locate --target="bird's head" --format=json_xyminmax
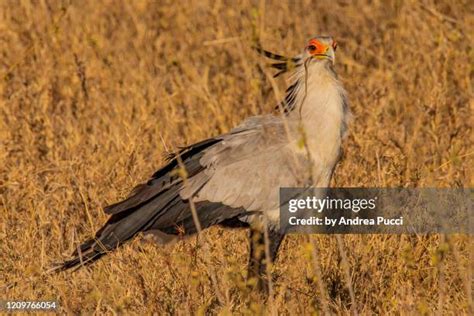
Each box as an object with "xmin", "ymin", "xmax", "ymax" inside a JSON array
[
  {"xmin": 255, "ymin": 35, "xmax": 338, "ymax": 78},
  {"xmin": 304, "ymin": 36, "xmax": 337, "ymax": 64}
]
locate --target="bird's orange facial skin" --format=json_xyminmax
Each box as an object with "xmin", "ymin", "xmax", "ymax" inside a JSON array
[
  {"xmin": 306, "ymin": 38, "xmax": 337, "ymax": 62},
  {"xmin": 306, "ymin": 38, "xmax": 329, "ymax": 56}
]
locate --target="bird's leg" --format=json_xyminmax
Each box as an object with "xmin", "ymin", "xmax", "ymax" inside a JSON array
[
  {"xmin": 248, "ymin": 225, "xmax": 265, "ymax": 290},
  {"xmin": 247, "ymin": 224, "xmax": 285, "ymax": 294}
]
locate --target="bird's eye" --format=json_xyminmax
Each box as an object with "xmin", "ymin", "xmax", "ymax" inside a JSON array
[
  {"xmin": 307, "ymin": 45, "xmax": 316, "ymax": 51},
  {"xmin": 332, "ymin": 42, "xmax": 338, "ymax": 51}
]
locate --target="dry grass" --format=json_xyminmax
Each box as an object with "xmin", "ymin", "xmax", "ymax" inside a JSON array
[{"xmin": 1, "ymin": 0, "xmax": 473, "ymax": 314}]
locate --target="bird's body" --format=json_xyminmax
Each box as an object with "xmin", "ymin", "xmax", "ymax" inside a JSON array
[
  {"xmin": 58, "ymin": 37, "xmax": 350, "ymax": 288},
  {"xmin": 187, "ymin": 60, "xmax": 349, "ymax": 227}
]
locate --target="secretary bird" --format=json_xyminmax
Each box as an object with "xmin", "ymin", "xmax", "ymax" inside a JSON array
[{"xmin": 58, "ymin": 36, "xmax": 350, "ymax": 291}]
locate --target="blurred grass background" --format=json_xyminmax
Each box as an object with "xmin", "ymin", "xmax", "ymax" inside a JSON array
[{"xmin": 0, "ymin": 0, "xmax": 472, "ymax": 314}]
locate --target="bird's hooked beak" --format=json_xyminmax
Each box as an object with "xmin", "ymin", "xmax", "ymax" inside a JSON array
[{"xmin": 306, "ymin": 38, "xmax": 337, "ymax": 64}]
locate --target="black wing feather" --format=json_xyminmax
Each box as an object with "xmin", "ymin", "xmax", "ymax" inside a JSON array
[{"xmin": 57, "ymin": 137, "xmax": 247, "ymax": 271}]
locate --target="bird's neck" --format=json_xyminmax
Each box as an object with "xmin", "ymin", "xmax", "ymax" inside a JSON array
[
  {"xmin": 287, "ymin": 62, "xmax": 349, "ymax": 182},
  {"xmin": 289, "ymin": 62, "xmax": 348, "ymax": 135}
]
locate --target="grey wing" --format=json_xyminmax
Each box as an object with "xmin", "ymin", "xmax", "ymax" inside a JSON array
[
  {"xmin": 58, "ymin": 115, "xmax": 305, "ymax": 270},
  {"xmin": 181, "ymin": 115, "xmax": 307, "ymax": 224}
]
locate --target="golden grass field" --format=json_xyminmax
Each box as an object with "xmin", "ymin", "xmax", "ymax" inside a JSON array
[{"xmin": 1, "ymin": 0, "xmax": 473, "ymax": 314}]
